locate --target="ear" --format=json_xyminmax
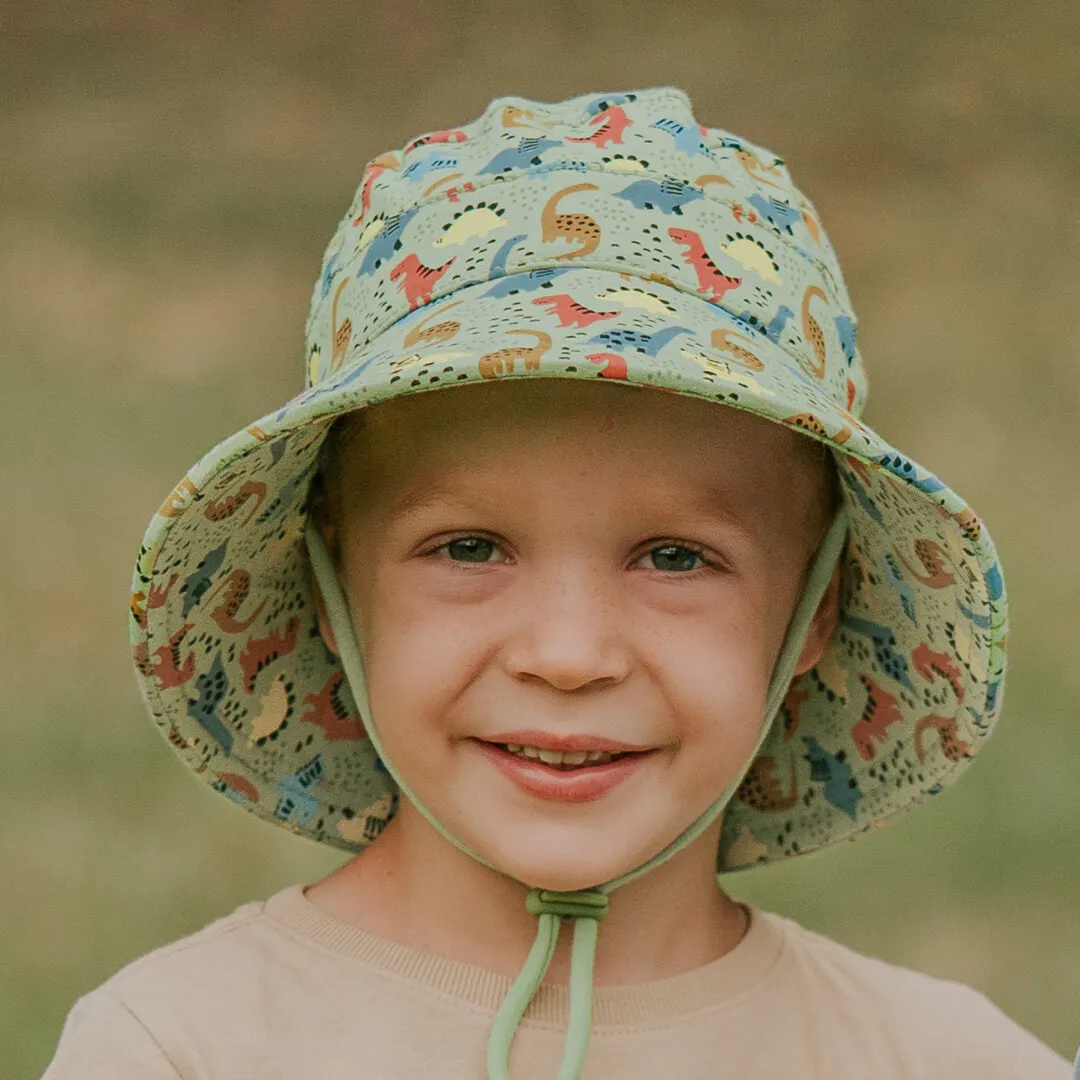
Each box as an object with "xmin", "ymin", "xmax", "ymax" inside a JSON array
[{"xmin": 792, "ymin": 561, "xmax": 841, "ymax": 677}]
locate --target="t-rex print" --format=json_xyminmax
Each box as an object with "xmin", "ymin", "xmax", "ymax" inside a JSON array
[
  {"xmin": 532, "ymin": 294, "xmax": 619, "ymax": 328},
  {"xmin": 388, "ymin": 253, "xmax": 455, "ymax": 311},
  {"xmin": 301, "ymin": 671, "xmax": 366, "ymax": 741},
  {"xmin": 567, "ymin": 105, "xmax": 631, "ymax": 148},
  {"xmin": 850, "ymin": 674, "xmax": 904, "ymax": 761},
  {"xmin": 239, "ymin": 616, "xmax": 301, "ymax": 694},
  {"xmin": 667, "ymin": 228, "xmax": 742, "ymax": 302}
]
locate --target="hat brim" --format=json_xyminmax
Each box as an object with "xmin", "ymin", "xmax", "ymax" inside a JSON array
[{"xmin": 132, "ymin": 268, "xmax": 1005, "ymax": 866}]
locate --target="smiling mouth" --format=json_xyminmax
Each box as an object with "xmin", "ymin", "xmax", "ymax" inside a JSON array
[{"xmin": 497, "ymin": 743, "xmax": 629, "ymax": 769}]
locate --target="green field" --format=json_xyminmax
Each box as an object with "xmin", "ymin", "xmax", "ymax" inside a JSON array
[{"xmin": 4, "ymin": 3, "xmax": 1079, "ymax": 1073}]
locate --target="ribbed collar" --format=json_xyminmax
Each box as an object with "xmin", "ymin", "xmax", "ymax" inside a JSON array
[{"xmin": 264, "ymin": 885, "xmax": 785, "ymax": 1030}]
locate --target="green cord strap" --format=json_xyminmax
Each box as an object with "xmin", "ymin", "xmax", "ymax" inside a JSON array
[{"xmin": 488, "ymin": 891, "xmax": 608, "ymax": 1080}]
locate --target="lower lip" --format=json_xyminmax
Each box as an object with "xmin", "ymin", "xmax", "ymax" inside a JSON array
[{"xmin": 474, "ymin": 741, "xmax": 654, "ymax": 803}]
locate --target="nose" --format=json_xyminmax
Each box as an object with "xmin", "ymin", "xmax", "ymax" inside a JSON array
[{"xmin": 499, "ymin": 562, "xmax": 633, "ymax": 692}]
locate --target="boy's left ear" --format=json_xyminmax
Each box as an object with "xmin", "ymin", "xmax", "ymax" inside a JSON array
[{"xmin": 793, "ymin": 562, "xmax": 841, "ymax": 677}]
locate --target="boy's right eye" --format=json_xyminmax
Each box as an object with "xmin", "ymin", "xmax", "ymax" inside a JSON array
[{"xmin": 441, "ymin": 537, "xmax": 497, "ymax": 563}]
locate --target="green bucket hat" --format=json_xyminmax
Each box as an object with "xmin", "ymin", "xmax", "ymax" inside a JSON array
[{"xmin": 131, "ymin": 87, "xmax": 1007, "ymax": 1079}]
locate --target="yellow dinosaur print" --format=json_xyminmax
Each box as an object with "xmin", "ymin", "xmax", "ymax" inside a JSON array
[
  {"xmin": 680, "ymin": 347, "xmax": 775, "ymax": 396},
  {"xmin": 478, "ymin": 330, "xmax": 552, "ymax": 378},
  {"xmin": 593, "ymin": 286, "xmax": 676, "ymax": 316},
  {"xmin": 598, "ymin": 153, "xmax": 648, "ymax": 173},
  {"xmin": 353, "ymin": 214, "xmax": 387, "ymax": 256},
  {"xmin": 248, "ymin": 673, "xmax": 290, "ymax": 746},
  {"xmin": 390, "ymin": 350, "xmax": 471, "ymax": 375},
  {"xmin": 433, "ymin": 203, "xmax": 505, "ymax": 247},
  {"xmin": 158, "ymin": 477, "xmax": 198, "ymax": 518},
  {"xmin": 726, "ymin": 825, "xmax": 769, "ymax": 867},
  {"xmin": 719, "ymin": 235, "xmax": 782, "ymax": 283},
  {"xmin": 337, "ymin": 791, "xmax": 396, "ymax": 845},
  {"xmin": 540, "ymin": 184, "xmax": 602, "ymax": 260}
]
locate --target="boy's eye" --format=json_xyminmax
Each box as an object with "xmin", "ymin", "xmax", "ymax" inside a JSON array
[
  {"xmin": 443, "ymin": 537, "xmax": 498, "ymax": 563},
  {"xmin": 645, "ymin": 545, "xmax": 708, "ymax": 573}
]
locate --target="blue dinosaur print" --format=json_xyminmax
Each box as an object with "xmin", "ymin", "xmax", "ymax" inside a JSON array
[
  {"xmin": 883, "ymin": 552, "xmax": 918, "ymax": 623},
  {"xmin": 402, "ymin": 153, "xmax": 459, "ymax": 182},
  {"xmin": 804, "ymin": 737, "xmax": 861, "ymax": 821},
  {"xmin": 747, "ymin": 194, "xmax": 801, "ymax": 234},
  {"xmin": 358, "ymin": 207, "xmax": 421, "ymax": 276},
  {"xmin": 489, "ymin": 233, "xmax": 527, "ymax": 278},
  {"xmin": 318, "ymin": 234, "xmax": 346, "ymax": 299},
  {"xmin": 274, "ymin": 754, "xmax": 324, "ymax": 825},
  {"xmin": 835, "ymin": 315, "xmax": 857, "ymax": 364},
  {"xmin": 838, "ymin": 468, "xmax": 884, "ymax": 526},
  {"xmin": 956, "ymin": 600, "xmax": 992, "ymax": 631},
  {"xmin": 585, "ymin": 93, "xmax": 637, "ymax": 115},
  {"xmin": 734, "ymin": 305, "xmax": 793, "ymax": 343},
  {"xmin": 840, "ymin": 612, "xmax": 917, "ymax": 693},
  {"xmin": 649, "ymin": 117, "xmax": 708, "ymax": 157},
  {"xmin": 526, "ymin": 160, "xmax": 590, "ymax": 177},
  {"xmin": 181, "ymin": 540, "xmax": 229, "ymax": 617},
  {"xmin": 586, "ymin": 325, "xmax": 693, "ymax": 356},
  {"xmin": 187, "ymin": 653, "xmax": 233, "ymax": 754},
  {"xmin": 877, "ymin": 453, "xmax": 946, "ymax": 495},
  {"xmin": 478, "ymin": 137, "xmax": 561, "ymax": 174},
  {"xmin": 984, "ymin": 561, "xmax": 1004, "ymax": 602},
  {"xmin": 484, "ymin": 268, "xmax": 569, "ymax": 298},
  {"xmin": 615, "ymin": 179, "xmax": 704, "ymax": 215},
  {"xmin": 255, "ymin": 466, "xmax": 312, "ymax": 525}
]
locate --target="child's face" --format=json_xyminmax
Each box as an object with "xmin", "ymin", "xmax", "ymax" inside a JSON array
[{"xmin": 318, "ymin": 380, "xmax": 837, "ymax": 891}]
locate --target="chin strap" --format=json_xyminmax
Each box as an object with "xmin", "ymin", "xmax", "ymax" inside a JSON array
[{"xmin": 306, "ymin": 507, "xmax": 848, "ymax": 1080}]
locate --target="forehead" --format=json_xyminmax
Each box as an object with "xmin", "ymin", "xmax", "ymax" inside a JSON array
[{"xmin": 328, "ymin": 380, "xmax": 825, "ymax": 525}]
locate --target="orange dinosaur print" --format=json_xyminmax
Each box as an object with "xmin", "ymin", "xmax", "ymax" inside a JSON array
[
  {"xmin": 422, "ymin": 172, "xmax": 465, "ymax": 198},
  {"xmin": 851, "ymin": 674, "xmax": 904, "ymax": 761},
  {"xmin": 540, "ymin": 184, "xmax": 602, "ymax": 260},
  {"xmin": 403, "ymin": 128, "xmax": 467, "ymax": 155},
  {"xmin": 567, "ymin": 105, "xmax": 631, "ymax": 148},
  {"xmin": 667, "ymin": 228, "xmax": 742, "ymax": 302},
  {"xmin": 402, "ymin": 301, "xmax": 462, "ymax": 348},
  {"xmin": 203, "ymin": 480, "xmax": 267, "ymax": 526},
  {"xmin": 532, "ymin": 294, "xmax": 619, "ymax": 328},
  {"xmin": 912, "ymin": 642, "xmax": 965, "ymax": 702},
  {"xmin": 586, "ymin": 352, "xmax": 628, "ymax": 379},
  {"xmin": 709, "ymin": 328, "xmax": 765, "ymax": 371},
  {"xmin": 158, "ymin": 476, "xmax": 197, "ymax": 518},
  {"xmin": 240, "ymin": 616, "xmax": 300, "ymax": 694},
  {"xmin": 914, "ymin": 713, "xmax": 971, "ymax": 763},
  {"xmin": 736, "ymin": 756, "xmax": 798, "ymax": 812},
  {"xmin": 800, "ymin": 285, "xmax": 828, "ymax": 379},
  {"xmin": 478, "ymin": 329, "xmax": 552, "ymax": 378},
  {"xmin": 388, "ymin": 253, "xmax": 455, "ymax": 311},
  {"xmin": 780, "ymin": 686, "xmax": 810, "ymax": 740},
  {"xmin": 735, "ymin": 147, "xmax": 785, "ymax": 188},
  {"xmin": 893, "ymin": 539, "xmax": 955, "ymax": 589},
  {"xmin": 330, "ymin": 278, "xmax": 353, "ymax": 371},
  {"xmin": 693, "ymin": 172, "xmax": 733, "ymax": 189},
  {"xmin": 301, "ymin": 671, "xmax": 366, "ymax": 741},
  {"xmin": 204, "ymin": 569, "xmax": 268, "ymax": 634}
]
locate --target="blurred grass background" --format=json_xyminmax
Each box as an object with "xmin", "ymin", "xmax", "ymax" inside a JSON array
[{"xmin": 3, "ymin": 0, "xmax": 1079, "ymax": 1073}]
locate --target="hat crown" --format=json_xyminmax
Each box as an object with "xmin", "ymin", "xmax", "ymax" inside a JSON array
[{"xmin": 305, "ymin": 87, "xmax": 868, "ymax": 416}]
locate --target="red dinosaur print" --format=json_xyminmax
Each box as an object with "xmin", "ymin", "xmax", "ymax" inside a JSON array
[
  {"xmin": 586, "ymin": 352, "xmax": 628, "ymax": 379},
  {"xmin": 567, "ymin": 105, "xmax": 631, "ymax": 148},
  {"xmin": 203, "ymin": 481, "xmax": 267, "ymax": 526},
  {"xmin": 137, "ymin": 622, "xmax": 196, "ymax": 690},
  {"xmin": 205, "ymin": 569, "xmax": 268, "ymax": 634},
  {"xmin": 131, "ymin": 572, "xmax": 180, "ymax": 630},
  {"xmin": 730, "ymin": 203, "xmax": 760, "ymax": 226},
  {"xmin": 780, "ymin": 686, "xmax": 810, "ymax": 741},
  {"xmin": 914, "ymin": 713, "xmax": 971, "ymax": 763},
  {"xmin": 214, "ymin": 772, "xmax": 260, "ymax": 802},
  {"xmin": 736, "ymin": 755, "xmax": 798, "ymax": 812},
  {"xmin": 351, "ymin": 152, "xmax": 400, "ymax": 224},
  {"xmin": 531, "ymin": 294, "xmax": 619, "ymax": 328},
  {"xmin": 300, "ymin": 671, "xmax": 366, "ymax": 742},
  {"xmin": 912, "ymin": 642, "xmax": 965, "ymax": 702},
  {"xmin": 388, "ymin": 253, "xmax": 456, "ymax": 311},
  {"xmin": 667, "ymin": 228, "xmax": 742, "ymax": 302},
  {"xmin": 850, "ymin": 674, "xmax": 904, "ymax": 761},
  {"xmin": 403, "ymin": 128, "xmax": 468, "ymax": 155},
  {"xmin": 240, "ymin": 616, "xmax": 300, "ymax": 693}
]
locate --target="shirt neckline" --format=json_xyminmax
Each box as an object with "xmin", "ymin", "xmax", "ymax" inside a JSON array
[{"xmin": 263, "ymin": 884, "xmax": 786, "ymax": 1029}]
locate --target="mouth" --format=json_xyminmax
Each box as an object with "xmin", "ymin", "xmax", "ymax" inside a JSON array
[{"xmin": 496, "ymin": 743, "xmax": 631, "ymax": 769}]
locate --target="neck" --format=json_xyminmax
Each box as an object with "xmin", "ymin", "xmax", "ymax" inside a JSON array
[{"xmin": 307, "ymin": 802, "xmax": 747, "ymax": 985}]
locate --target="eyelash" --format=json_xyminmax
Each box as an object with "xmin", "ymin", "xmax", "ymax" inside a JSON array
[{"xmin": 426, "ymin": 534, "xmax": 722, "ymax": 576}]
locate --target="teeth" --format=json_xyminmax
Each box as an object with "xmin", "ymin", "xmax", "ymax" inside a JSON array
[{"xmin": 501, "ymin": 744, "xmax": 620, "ymax": 767}]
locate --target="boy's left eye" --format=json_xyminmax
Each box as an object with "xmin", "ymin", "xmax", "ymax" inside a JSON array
[{"xmin": 442, "ymin": 537, "xmax": 500, "ymax": 563}]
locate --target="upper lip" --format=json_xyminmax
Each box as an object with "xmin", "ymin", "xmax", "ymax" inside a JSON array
[{"xmin": 479, "ymin": 731, "xmax": 655, "ymax": 754}]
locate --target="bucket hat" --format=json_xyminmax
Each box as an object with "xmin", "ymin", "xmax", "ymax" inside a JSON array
[{"xmin": 131, "ymin": 87, "xmax": 1007, "ymax": 1077}]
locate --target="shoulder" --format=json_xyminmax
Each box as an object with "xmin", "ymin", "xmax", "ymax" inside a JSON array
[{"xmin": 759, "ymin": 911, "xmax": 1071, "ymax": 1078}]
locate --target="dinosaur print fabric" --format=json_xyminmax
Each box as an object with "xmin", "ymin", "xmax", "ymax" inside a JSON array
[{"xmin": 131, "ymin": 87, "xmax": 1007, "ymax": 870}]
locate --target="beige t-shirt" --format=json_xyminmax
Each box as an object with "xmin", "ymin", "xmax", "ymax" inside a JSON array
[{"xmin": 44, "ymin": 886, "xmax": 1070, "ymax": 1079}]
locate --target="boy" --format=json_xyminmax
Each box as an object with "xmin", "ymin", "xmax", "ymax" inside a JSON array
[{"xmin": 45, "ymin": 87, "xmax": 1071, "ymax": 1078}]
